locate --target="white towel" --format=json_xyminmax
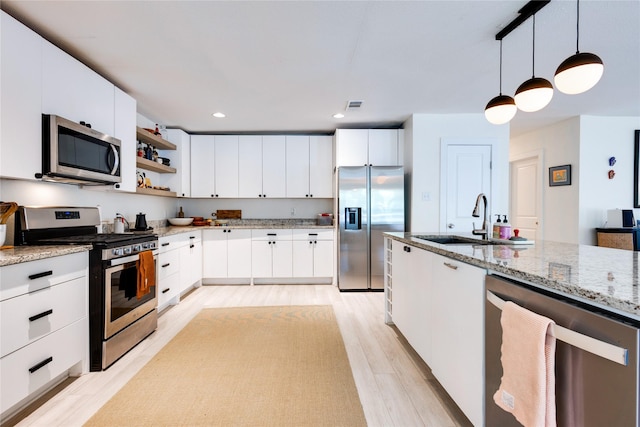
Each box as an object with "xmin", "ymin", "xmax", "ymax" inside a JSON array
[{"xmin": 494, "ymin": 301, "xmax": 557, "ymax": 427}]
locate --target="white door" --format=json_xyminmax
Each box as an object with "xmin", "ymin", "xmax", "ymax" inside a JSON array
[
  {"xmin": 292, "ymin": 240, "xmax": 314, "ymax": 277},
  {"xmin": 510, "ymin": 154, "xmax": 542, "ymax": 240},
  {"xmin": 285, "ymin": 136, "xmax": 310, "ymax": 198},
  {"xmin": 190, "ymin": 136, "xmax": 216, "ymax": 198},
  {"xmin": 262, "ymin": 136, "xmax": 286, "ymax": 198},
  {"xmin": 444, "ymin": 145, "xmax": 492, "ymax": 232},
  {"xmin": 202, "ymin": 230, "xmax": 228, "ymax": 278},
  {"xmin": 214, "ymin": 135, "xmax": 239, "ymax": 198},
  {"xmin": 227, "ymin": 229, "xmax": 252, "ymax": 278},
  {"xmin": 309, "ymin": 135, "xmax": 334, "ymax": 198},
  {"xmin": 238, "ymin": 136, "xmax": 263, "ymax": 198},
  {"xmin": 368, "ymin": 129, "xmax": 398, "ymax": 166},
  {"xmin": 313, "ymin": 240, "xmax": 334, "ymax": 277}
]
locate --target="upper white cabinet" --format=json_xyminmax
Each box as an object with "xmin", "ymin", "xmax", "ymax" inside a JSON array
[
  {"xmin": 0, "ymin": 11, "xmax": 42, "ymax": 180},
  {"xmin": 214, "ymin": 135, "xmax": 239, "ymax": 198},
  {"xmin": 113, "ymin": 88, "xmax": 137, "ymax": 192},
  {"xmin": 238, "ymin": 135, "xmax": 287, "ymax": 198},
  {"xmin": 261, "ymin": 136, "xmax": 287, "ymax": 198},
  {"xmin": 190, "ymin": 135, "xmax": 216, "ymax": 197},
  {"xmin": 336, "ymin": 129, "xmax": 400, "ymax": 166},
  {"xmin": 238, "ymin": 135, "xmax": 263, "ymax": 198},
  {"xmin": 42, "ymin": 40, "xmax": 115, "ymax": 136},
  {"xmin": 286, "ymin": 135, "xmax": 333, "ymax": 198},
  {"xmin": 162, "ymin": 129, "xmax": 191, "ymax": 197}
]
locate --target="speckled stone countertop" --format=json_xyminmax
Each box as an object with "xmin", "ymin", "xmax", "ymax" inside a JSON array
[
  {"xmin": 385, "ymin": 232, "xmax": 640, "ymax": 322},
  {"xmin": 155, "ymin": 219, "xmax": 335, "ymax": 238},
  {"xmin": 0, "ymin": 245, "xmax": 91, "ymax": 267}
]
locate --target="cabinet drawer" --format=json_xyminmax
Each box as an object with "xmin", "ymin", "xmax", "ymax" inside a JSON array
[
  {"xmin": 158, "ymin": 273, "xmax": 181, "ymax": 307},
  {"xmin": 251, "ymin": 229, "xmax": 292, "ymax": 241},
  {"xmin": 0, "ymin": 319, "xmax": 86, "ymax": 414},
  {"xmin": 0, "ymin": 252, "xmax": 87, "ymax": 301},
  {"xmin": 1, "ymin": 276, "xmax": 87, "ymax": 358},
  {"xmin": 158, "ymin": 250, "xmax": 180, "ymax": 280},
  {"xmin": 158, "ymin": 234, "xmax": 189, "ymax": 253},
  {"xmin": 291, "ymin": 229, "xmax": 334, "ymax": 241}
]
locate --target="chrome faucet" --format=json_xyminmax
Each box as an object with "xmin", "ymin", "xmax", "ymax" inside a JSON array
[{"xmin": 472, "ymin": 193, "xmax": 489, "ymax": 240}]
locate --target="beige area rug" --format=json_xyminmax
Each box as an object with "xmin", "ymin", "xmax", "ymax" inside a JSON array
[{"xmin": 85, "ymin": 305, "xmax": 367, "ymax": 427}]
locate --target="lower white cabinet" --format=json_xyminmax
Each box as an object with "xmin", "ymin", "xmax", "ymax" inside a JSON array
[
  {"xmin": 292, "ymin": 229, "xmax": 334, "ymax": 278},
  {"xmin": 0, "ymin": 252, "xmax": 88, "ymax": 418},
  {"xmin": 180, "ymin": 231, "xmax": 202, "ymax": 289},
  {"xmin": 202, "ymin": 229, "xmax": 252, "ymax": 281},
  {"xmin": 157, "ymin": 232, "xmax": 202, "ymax": 310},
  {"xmin": 388, "ymin": 242, "xmax": 485, "ymax": 427},
  {"xmin": 251, "ymin": 229, "xmax": 293, "ymax": 278}
]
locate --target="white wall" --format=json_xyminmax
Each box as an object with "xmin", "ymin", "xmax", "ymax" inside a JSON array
[
  {"xmin": 579, "ymin": 116, "xmax": 640, "ymax": 244},
  {"xmin": 511, "ymin": 115, "xmax": 640, "ymax": 245},
  {"xmin": 406, "ymin": 114, "xmax": 510, "ymax": 232}
]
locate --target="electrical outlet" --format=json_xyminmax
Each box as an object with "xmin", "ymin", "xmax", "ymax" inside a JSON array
[{"xmin": 291, "ymin": 208, "xmax": 296, "ymax": 216}]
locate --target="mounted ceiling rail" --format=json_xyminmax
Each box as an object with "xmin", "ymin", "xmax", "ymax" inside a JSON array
[{"xmin": 495, "ymin": 0, "xmax": 551, "ymax": 41}]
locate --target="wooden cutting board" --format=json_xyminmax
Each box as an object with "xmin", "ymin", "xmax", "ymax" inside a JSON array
[{"xmin": 216, "ymin": 210, "xmax": 242, "ymax": 219}]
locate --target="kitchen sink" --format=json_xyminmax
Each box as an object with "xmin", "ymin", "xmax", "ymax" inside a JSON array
[{"xmin": 413, "ymin": 235, "xmax": 494, "ymax": 245}]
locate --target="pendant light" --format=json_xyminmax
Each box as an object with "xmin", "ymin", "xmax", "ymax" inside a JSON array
[
  {"xmin": 514, "ymin": 14, "xmax": 553, "ymax": 112},
  {"xmin": 554, "ymin": 0, "xmax": 604, "ymax": 94},
  {"xmin": 485, "ymin": 40, "xmax": 517, "ymax": 125}
]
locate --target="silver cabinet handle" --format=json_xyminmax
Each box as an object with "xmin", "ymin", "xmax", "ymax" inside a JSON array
[{"xmin": 444, "ymin": 262, "xmax": 458, "ymax": 270}]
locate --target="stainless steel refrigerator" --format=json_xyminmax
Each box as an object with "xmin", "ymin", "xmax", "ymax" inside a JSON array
[{"xmin": 338, "ymin": 166, "xmax": 404, "ymax": 290}]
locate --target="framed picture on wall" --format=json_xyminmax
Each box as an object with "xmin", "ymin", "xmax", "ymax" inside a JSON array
[
  {"xmin": 549, "ymin": 164, "xmax": 572, "ymax": 187},
  {"xmin": 634, "ymin": 130, "xmax": 640, "ymax": 207}
]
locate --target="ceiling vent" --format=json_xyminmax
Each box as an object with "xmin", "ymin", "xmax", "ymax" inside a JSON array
[{"xmin": 346, "ymin": 100, "xmax": 363, "ymax": 111}]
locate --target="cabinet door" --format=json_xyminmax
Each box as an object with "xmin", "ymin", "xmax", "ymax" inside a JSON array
[
  {"xmin": 262, "ymin": 136, "xmax": 286, "ymax": 198},
  {"xmin": 164, "ymin": 129, "xmax": 191, "ymax": 197},
  {"xmin": 42, "ymin": 40, "xmax": 115, "ymax": 135},
  {"xmin": 286, "ymin": 136, "xmax": 310, "ymax": 198},
  {"xmin": 251, "ymin": 240, "xmax": 272, "ymax": 278},
  {"xmin": 226, "ymin": 229, "xmax": 252, "ymax": 278},
  {"xmin": 202, "ymin": 230, "xmax": 228, "ymax": 278},
  {"xmin": 313, "ymin": 239, "xmax": 334, "ymax": 277},
  {"xmin": 335, "ymin": 129, "xmax": 368, "ymax": 166},
  {"xmin": 214, "ymin": 135, "xmax": 239, "ymax": 198},
  {"xmin": 292, "ymin": 240, "xmax": 314, "ymax": 277},
  {"xmin": 113, "ymin": 88, "xmax": 137, "ymax": 192},
  {"xmin": 238, "ymin": 136, "xmax": 263, "ymax": 198},
  {"xmin": 368, "ymin": 129, "xmax": 398, "ymax": 166},
  {"xmin": 431, "ymin": 254, "xmax": 485, "ymax": 427},
  {"xmin": 309, "ymin": 136, "xmax": 333, "ymax": 198},
  {"xmin": 190, "ymin": 135, "xmax": 216, "ymax": 198},
  {"xmin": 391, "ymin": 241, "xmax": 411, "ymax": 338},
  {"xmin": 1, "ymin": 12, "xmax": 42, "ymax": 181},
  {"xmin": 272, "ymin": 240, "xmax": 292, "ymax": 278}
]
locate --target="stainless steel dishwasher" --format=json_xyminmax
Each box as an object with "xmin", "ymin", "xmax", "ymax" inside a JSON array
[{"xmin": 485, "ymin": 274, "xmax": 639, "ymax": 426}]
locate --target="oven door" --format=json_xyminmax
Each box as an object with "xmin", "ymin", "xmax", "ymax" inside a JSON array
[{"xmin": 104, "ymin": 251, "xmax": 157, "ymax": 339}]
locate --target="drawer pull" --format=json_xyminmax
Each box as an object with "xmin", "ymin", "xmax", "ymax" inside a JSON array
[
  {"xmin": 267, "ymin": 233, "xmax": 277, "ymax": 236},
  {"xmin": 190, "ymin": 244, "xmax": 195, "ymax": 249},
  {"xmin": 189, "ymin": 236, "xmax": 196, "ymax": 239},
  {"xmin": 28, "ymin": 270, "xmax": 53, "ymax": 280},
  {"xmin": 309, "ymin": 233, "xmax": 318, "ymax": 236},
  {"xmin": 29, "ymin": 356, "xmax": 53, "ymax": 374},
  {"xmin": 444, "ymin": 262, "xmax": 458, "ymax": 270},
  {"xmin": 162, "ymin": 288, "xmax": 170, "ymax": 294},
  {"xmin": 161, "ymin": 242, "xmax": 170, "ymax": 247},
  {"xmin": 162, "ymin": 263, "xmax": 170, "ymax": 268},
  {"xmin": 29, "ymin": 309, "xmax": 53, "ymax": 322}
]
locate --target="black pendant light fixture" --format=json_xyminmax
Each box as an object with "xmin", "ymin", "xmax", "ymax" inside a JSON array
[
  {"xmin": 514, "ymin": 14, "xmax": 554, "ymax": 112},
  {"xmin": 554, "ymin": 0, "xmax": 604, "ymax": 94},
  {"xmin": 485, "ymin": 40, "xmax": 517, "ymax": 125}
]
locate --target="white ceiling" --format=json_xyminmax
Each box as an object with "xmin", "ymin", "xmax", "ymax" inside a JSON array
[{"xmin": 2, "ymin": 0, "xmax": 639, "ymax": 137}]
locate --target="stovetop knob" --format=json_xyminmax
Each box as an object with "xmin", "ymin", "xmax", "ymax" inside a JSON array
[{"xmin": 112, "ymin": 248, "xmax": 123, "ymax": 256}]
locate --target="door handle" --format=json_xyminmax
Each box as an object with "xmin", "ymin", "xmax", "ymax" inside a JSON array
[
  {"xmin": 444, "ymin": 262, "xmax": 458, "ymax": 270},
  {"xmin": 447, "ymin": 223, "xmax": 455, "ymax": 229}
]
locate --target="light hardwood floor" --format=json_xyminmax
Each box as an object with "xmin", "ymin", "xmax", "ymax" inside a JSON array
[{"xmin": 5, "ymin": 285, "xmax": 472, "ymax": 427}]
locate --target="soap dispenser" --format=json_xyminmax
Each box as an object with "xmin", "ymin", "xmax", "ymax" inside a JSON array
[
  {"xmin": 499, "ymin": 215, "xmax": 512, "ymax": 240},
  {"xmin": 492, "ymin": 214, "xmax": 502, "ymax": 239}
]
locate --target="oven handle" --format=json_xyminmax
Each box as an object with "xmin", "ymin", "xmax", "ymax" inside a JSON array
[{"xmin": 107, "ymin": 250, "xmax": 158, "ymax": 267}]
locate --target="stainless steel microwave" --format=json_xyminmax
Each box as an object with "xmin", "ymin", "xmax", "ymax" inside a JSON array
[{"xmin": 41, "ymin": 114, "xmax": 121, "ymax": 185}]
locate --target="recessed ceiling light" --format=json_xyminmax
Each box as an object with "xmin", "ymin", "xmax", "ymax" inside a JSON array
[
  {"xmin": 212, "ymin": 112, "xmax": 226, "ymax": 118},
  {"xmin": 333, "ymin": 113, "xmax": 345, "ymax": 119}
]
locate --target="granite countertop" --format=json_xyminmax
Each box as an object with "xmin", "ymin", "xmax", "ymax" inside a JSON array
[
  {"xmin": 0, "ymin": 245, "xmax": 92, "ymax": 267},
  {"xmin": 155, "ymin": 219, "xmax": 335, "ymax": 238},
  {"xmin": 385, "ymin": 232, "xmax": 640, "ymax": 322}
]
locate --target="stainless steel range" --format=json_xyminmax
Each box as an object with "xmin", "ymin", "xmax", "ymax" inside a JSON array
[{"xmin": 15, "ymin": 206, "xmax": 158, "ymax": 371}]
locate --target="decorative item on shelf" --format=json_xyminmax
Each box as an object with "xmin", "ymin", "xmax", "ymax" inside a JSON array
[
  {"xmin": 609, "ymin": 157, "xmax": 616, "ymax": 167},
  {"xmin": 152, "ymin": 148, "xmax": 159, "ymax": 162},
  {"xmin": 137, "ymin": 171, "xmax": 145, "ymax": 188},
  {"xmin": 609, "ymin": 170, "xmax": 616, "ymax": 179},
  {"xmin": 154, "ymin": 124, "xmax": 160, "ymax": 135},
  {"xmin": 137, "ymin": 141, "xmax": 144, "ymax": 157},
  {"xmin": 549, "ymin": 164, "xmax": 572, "ymax": 187}
]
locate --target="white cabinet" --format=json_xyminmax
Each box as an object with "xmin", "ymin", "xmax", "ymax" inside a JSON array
[
  {"xmin": 157, "ymin": 232, "xmax": 202, "ymax": 310},
  {"xmin": 286, "ymin": 135, "xmax": 333, "ymax": 198},
  {"xmin": 0, "ymin": 252, "xmax": 88, "ymax": 417},
  {"xmin": 292, "ymin": 229, "xmax": 334, "ymax": 278},
  {"xmin": 251, "ymin": 229, "xmax": 293, "ymax": 278},
  {"xmin": 430, "ymin": 253, "xmax": 485, "ymax": 427},
  {"xmin": 202, "ymin": 229, "xmax": 252, "ymax": 280},
  {"xmin": 214, "ymin": 135, "xmax": 239, "ymax": 198},
  {"xmin": 238, "ymin": 135, "xmax": 287, "ymax": 198},
  {"xmin": 335, "ymin": 129, "xmax": 399, "ymax": 166},
  {"xmin": 190, "ymin": 135, "xmax": 216, "ymax": 198},
  {"xmin": 113, "ymin": 88, "xmax": 137, "ymax": 192},
  {"xmin": 42, "ymin": 40, "xmax": 115, "ymax": 136},
  {"xmin": 0, "ymin": 11, "xmax": 43, "ymax": 180},
  {"xmin": 179, "ymin": 231, "xmax": 202, "ymax": 290},
  {"xmin": 163, "ymin": 129, "xmax": 191, "ymax": 197}
]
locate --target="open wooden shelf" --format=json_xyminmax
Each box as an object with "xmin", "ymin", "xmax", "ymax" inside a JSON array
[
  {"xmin": 136, "ymin": 157, "xmax": 176, "ymax": 173},
  {"xmin": 136, "ymin": 187, "xmax": 177, "ymax": 198},
  {"xmin": 136, "ymin": 127, "xmax": 177, "ymax": 150}
]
